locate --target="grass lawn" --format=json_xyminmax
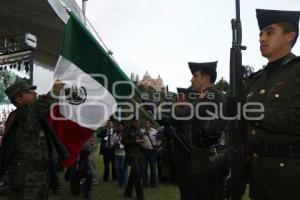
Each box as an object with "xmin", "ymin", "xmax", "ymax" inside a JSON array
[{"xmin": 0, "ymin": 146, "xmax": 251, "ymax": 200}]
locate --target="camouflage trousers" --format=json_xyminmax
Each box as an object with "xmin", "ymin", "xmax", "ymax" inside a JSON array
[{"xmin": 7, "ymin": 163, "xmax": 48, "ymax": 200}]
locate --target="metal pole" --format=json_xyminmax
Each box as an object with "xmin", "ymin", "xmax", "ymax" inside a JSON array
[
  {"xmin": 82, "ymin": 0, "xmax": 88, "ymax": 24},
  {"xmin": 29, "ymin": 52, "xmax": 34, "ymax": 84}
]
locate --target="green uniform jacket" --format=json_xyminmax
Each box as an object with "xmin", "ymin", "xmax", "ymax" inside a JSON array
[
  {"xmin": 246, "ymin": 54, "xmax": 300, "ymax": 200},
  {"xmin": 174, "ymin": 87, "xmax": 227, "ymax": 200}
]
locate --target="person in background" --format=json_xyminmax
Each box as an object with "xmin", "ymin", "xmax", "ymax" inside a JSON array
[
  {"xmin": 140, "ymin": 119, "xmax": 158, "ymax": 188},
  {"xmin": 85, "ymin": 132, "xmax": 98, "ymax": 184},
  {"xmin": 112, "ymin": 121, "xmax": 128, "ymax": 188},
  {"xmin": 123, "ymin": 118, "xmax": 145, "ymax": 200},
  {"xmin": 97, "ymin": 119, "xmax": 116, "ymax": 182}
]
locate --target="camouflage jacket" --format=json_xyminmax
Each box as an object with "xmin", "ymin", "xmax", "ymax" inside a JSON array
[{"xmin": 0, "ymin": 93, "xmax": 68, "ymax": 177}]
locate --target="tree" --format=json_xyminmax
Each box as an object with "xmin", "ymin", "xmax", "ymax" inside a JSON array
[
  {"xmin": 215, "ymin": 77, "xmax": 230, "ymax": 95},
  {"xmin": 0, "ymin": 70, "xmax": 18, "ymax": 103}
]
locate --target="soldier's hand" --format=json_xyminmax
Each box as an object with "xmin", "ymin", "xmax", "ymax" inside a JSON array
[{"xmin": 52, "ymin": 80, "xmax": 65, "ymax": 94}]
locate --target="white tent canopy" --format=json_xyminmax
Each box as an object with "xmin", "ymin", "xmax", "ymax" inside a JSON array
[{"xmin": 0, "ymin": 0, "xmax": 84, "ymax": 69}]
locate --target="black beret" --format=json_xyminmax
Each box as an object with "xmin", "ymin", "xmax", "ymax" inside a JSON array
[
  {"xmin": 188, "ymin": 61, "xmax": 217, "ymax": 75},
  {"xmin": 256, "ymin": 9, "xmax": 300, "ymax": 31}
]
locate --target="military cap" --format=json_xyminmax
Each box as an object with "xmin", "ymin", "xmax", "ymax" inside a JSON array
[
  {"xmin": 188, "ymin": 61, "xmax": 218, "ymax": 75},
  {"xmin": 5, "ymin": 79, "xmax": 37, "ymax": 102},
  {"xmin": 256, "ymin": 9, "xmax": 300, "ymax": 31}
]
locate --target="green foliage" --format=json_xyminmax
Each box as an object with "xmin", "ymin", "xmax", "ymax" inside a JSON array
[
  {"xmin": 215, "ymin": 77, "xmax": 230, "ymax": 95},
  {"xmin": 0, "ymin": 70, "xmax": 18, "ymax": 104}
]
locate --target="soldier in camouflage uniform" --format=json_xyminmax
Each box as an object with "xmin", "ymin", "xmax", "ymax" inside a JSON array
[
  {"xmin": 0, "ymin": 79, "xmax": 65, "ymax": 200},
  {"xmin": 187, "ymin": 62, "xmax": 227, "ymax": 200},
  {"xmin": 246, "ymin": 9, "xmax": 300, "ymax": 200}
]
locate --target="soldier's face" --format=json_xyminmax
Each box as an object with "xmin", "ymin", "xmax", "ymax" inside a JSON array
[
  {"xmin": 259, "ymin": 24, "xmax": 295, "ymax": 61},
  {"xmin": 15, "ymin": 89, "xmax": 37, "ymax": 106},
  {"xmin": 191, "ymin": 71, "xmax": 205, "ymax": 92}
]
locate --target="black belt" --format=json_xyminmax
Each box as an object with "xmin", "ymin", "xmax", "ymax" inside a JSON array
[
  {"xmin": 255, "ymin": 143, "xmax": 300, "ymax": 159},
  {"xmin": 143, "ymin": 149, "xmax": 154, "ymax": 151}
]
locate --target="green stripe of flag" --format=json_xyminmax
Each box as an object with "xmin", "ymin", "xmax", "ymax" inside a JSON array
[{"xmin": 61, "ymin": 12, "xmax": 133, "ymax": 98}]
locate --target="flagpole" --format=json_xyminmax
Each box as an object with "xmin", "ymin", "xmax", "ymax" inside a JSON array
[{"xmin": 82, "ymin": 0, "xmax": 88, "ymax": 25}]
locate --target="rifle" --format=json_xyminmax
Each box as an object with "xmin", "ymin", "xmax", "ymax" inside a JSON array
[
  {"xmin": 163, "ymin": 120, "xmax": 191, "ymax": 155},
  {"xmin": 227, "ymin": 0, "xmax": 248, "ymax": 199},
  {"xmin": 209, "ymin": 0, "xmax": 248, "ymax": 198},
  {"xmin": 163, "ymin": 86, "xmax": 191, "ymax": 155}
]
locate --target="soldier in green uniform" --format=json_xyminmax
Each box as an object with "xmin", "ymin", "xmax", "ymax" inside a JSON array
[
  {"xmin": 0, "ymin": 79, "xmax": 66, "ymax": 200},
  {"xmin": 246, "ymin": 9, "xmax": 300, "ymax": 200},
  {"xmin": 123, "ymin": 118, "xmax": 145, "ymax": 200},
  {"xmin": 187, "ymin": 61, "xmax": 227, "ymax": 200},
  {"xmin": 171, "ymin": 87, "xmax": 197, "ymax": 200}
]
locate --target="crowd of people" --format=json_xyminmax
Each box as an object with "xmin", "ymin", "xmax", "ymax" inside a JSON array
[
  {"xmin": 78, "ymin": 118, "xmax": 173, "ymax": 200},
  {"xmin": 41, "ymin": 117, "xmax": 176, "ymax": 200}
]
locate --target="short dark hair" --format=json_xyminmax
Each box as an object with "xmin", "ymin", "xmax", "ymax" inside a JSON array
[
  {"xmin": 199, "ymin": 69, "xmax": 217, "ymax": 83},
  {"xmin": 117, "ymin": 121, "xmax": 125, "ymax": 127},
  {"xmin": 278, "ymin": 22, "xmax": 298, "ymax": 47}
]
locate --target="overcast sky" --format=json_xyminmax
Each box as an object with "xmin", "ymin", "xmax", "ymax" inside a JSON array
[{"xmin": 39, "ymin": 0, "xmax": 300, "ymax": 93}]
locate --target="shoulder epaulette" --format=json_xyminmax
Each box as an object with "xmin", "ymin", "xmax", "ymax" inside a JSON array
[
  {"xmin": 280, "ymin": 54, "xmax": 300, "ymax": 68},
  {"xmin": 247, "ymin": 69, "xmax": 264, "ymax": 80},
  {"xmin": 284, "ymin": 56, "xmax": 300, "ymax": 65}
]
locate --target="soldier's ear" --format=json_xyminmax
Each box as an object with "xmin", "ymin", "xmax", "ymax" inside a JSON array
[
  {"xmin": 203, "ymin": 74, "xmax": 211, "ymax": 82},
  {"xmin": 286, "ymin": 31, "xmax": 296, "ymax": 44},
  {"xmin": 15, "ymin": 96, "xmax": 23, "ymax": 105}
]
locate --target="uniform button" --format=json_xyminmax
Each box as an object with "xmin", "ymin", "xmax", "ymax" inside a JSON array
[
  {"xmin": 260, "ymin": 89, "xmax": 266, "ymax": 95},
  {"xmin": 253, "ymin": 153, "xmax": 258, "ymax": 158},
  {"xmin": 255, "ymin": 123, "xmax": 259, "ymax": 127},
  {"xmin": 251, "ymin": 129, "xmax": 256, "ymax": 136},
  {"xmin": 289, "ymin": 145, "xmax": 293, "ymax": 149},
  {"xmin": 289, "ymin": 153, "xmax": 293, "ymax": 157},
  {"xmin": 279, "ymin": 162, "xmax": 285, "ymax": 167},
  {"xmin": 275, "ymin": 94, "xmax": 279, "ymax": 98}
]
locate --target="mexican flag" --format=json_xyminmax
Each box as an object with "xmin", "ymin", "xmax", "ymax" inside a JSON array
[{"xmin": 48, "ymin": 11, "xmax": 133, "ymax": 167}]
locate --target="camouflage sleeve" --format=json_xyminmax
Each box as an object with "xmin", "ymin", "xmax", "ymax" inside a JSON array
[
  {"xmin": 252, "ymin": 67, "xmax": 300, "ymax": 134},
  {"xmin": 29, "ymin": 92, "xmax": 58, "ymax": 117}
]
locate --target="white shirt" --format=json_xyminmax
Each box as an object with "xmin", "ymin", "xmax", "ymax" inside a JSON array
[
  {"xmin": 104, "ymin": 128, "xmax": 115, "ymax": 148},
  {"xmin": 140, "ymin": 128, "xmax": 158, "ymax": 150},
  {"xmin": 112, "ymin": 133, "xmax": 126, "ymax": 156}
]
